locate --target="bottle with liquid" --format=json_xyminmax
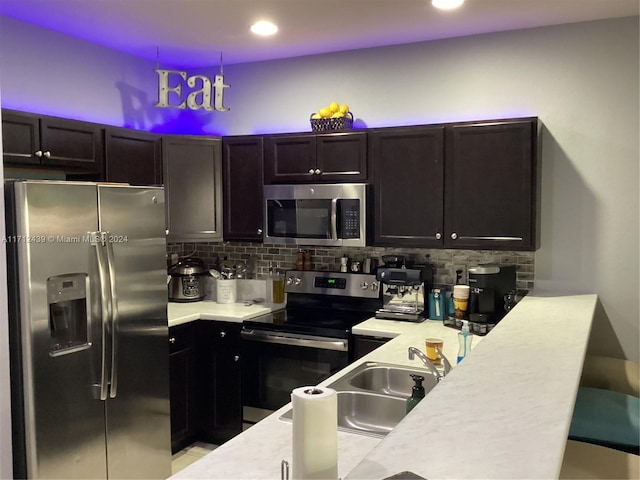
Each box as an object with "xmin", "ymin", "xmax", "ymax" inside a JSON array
[
  {"xmin": 406, "ymin": 374, "xmax": 425, "ymax": 413},
  {"xmin": 296, "ymin": 250, "xmax": 305, "ymax": 271},
  {"xmin": 303, "ymin": 251, "xmax": 313, "ymax": 271},
  {"xmin": 272, "ymin": 264, "xmax": 285, "ymax": 304},
  {"xmin": 457, "ymin": 320, "xmax": 473, "ymax": 363}
]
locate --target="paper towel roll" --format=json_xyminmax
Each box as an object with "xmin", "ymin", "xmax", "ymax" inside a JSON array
[{"xmin": 291, "ymin": 386, "xmax": 338, "ymax": 480}]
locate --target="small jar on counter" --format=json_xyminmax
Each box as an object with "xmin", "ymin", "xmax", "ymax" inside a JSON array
[
  {"xmin": 340, "ymin": 256, "xmax": 348, "ymax": 273},
  {"xmin": 303, "ymin": 251, "xmax": 313, "ymax": 271}
]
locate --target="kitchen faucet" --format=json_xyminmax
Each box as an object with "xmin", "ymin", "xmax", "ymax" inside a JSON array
[{"xmin": 408, "ymin": 346, "xmax": 452, "ymax": 382}]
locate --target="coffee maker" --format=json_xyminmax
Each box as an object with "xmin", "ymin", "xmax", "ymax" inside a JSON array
[
  {"xmin": 375, "ymin": 266, "xmax": 432, "ymax": 322},
  {"xmin": 468, "ymin": 264, "xmax": 516, "ymax": 324}
]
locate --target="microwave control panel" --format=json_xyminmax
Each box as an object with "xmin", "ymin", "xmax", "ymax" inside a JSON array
[{"xmin": 338, "ymin": 199, "xmax": 360, "ymax": 239}]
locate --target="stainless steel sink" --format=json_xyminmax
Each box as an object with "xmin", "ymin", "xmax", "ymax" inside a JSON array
[
  {"xmin": 343, "ymin": 363, "xmax": 439, "ymax": 398},
  {"xmin": 327, "ymin": 361, "xmax": 437, "ymax": 398},
  {"xmin": 279, "ymin": 362, "xmax": 438, "ymax": 437},
  {"xmin": 280, "ymin": 391, "xmax": 407, "ymax": 438}
]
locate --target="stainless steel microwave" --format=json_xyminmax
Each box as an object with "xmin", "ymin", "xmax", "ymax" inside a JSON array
[{"xmin": 263, "ymin": 183, "xmax": 367, "ymax": 246}]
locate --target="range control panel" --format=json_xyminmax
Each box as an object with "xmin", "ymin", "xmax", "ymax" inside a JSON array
[{"xmin": 285, "ymin": 270, "xmax": 380, "ymax": 298}]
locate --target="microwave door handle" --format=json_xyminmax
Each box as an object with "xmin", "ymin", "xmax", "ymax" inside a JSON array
[
  {"xmin": 330, "ymin": 198, "xmax": 338, "ymax": 240},
  {"xmin": 104, "ymin": 235, "xmax": 119, "ymax": 399}
]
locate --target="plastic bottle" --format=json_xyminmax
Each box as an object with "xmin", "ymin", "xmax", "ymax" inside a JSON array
[
  {"xmin": 406, "ymin": 374, "xmax": 425, "ymax": 413},
  {"xmin": 457, "ymin": 320, "xmax": 473, "ymax": 364}
]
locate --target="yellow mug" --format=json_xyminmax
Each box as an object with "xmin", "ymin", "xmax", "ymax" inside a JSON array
[{"xmin": 425, "ymin": 337, "xmax": 443, "ymax": 366}]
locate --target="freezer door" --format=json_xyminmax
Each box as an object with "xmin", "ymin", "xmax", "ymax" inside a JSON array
[
  {"xmin": 97, "ymin": 185, "xmax": 171, "ymax": 479},
  {"xmin": 10, "ymin": 181, "xmax": 108, "ymax": 479}
]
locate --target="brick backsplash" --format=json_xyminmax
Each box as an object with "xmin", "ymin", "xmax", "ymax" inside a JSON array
[{"xmin": 167, "ymin": 242, "xmax": 535, "ymax": 292}]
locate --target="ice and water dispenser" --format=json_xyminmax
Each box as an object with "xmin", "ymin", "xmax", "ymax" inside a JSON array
[{"xmin": 46, "ymin": 273, "xmax": 90, "ymax": 355}]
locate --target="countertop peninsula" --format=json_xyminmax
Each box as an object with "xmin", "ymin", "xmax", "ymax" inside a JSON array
[{"xmin": 169, "ymin": 293, "xmax": 597, "ymax": 480}]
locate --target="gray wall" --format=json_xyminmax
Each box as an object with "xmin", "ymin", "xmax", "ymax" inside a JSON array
[{"xmin": 0, "ymin": 16, "xmax": 224, "ymax": 134}]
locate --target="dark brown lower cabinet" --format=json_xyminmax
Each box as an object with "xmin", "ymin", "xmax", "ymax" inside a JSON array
[
  {"xmin": 352, "ymin": 335, "xmax": 390, "ymax": 360},
  {"xmin": 169, "ymin": 323, "xmax": 198, "ymax": 453},
  {"xmin": 169, "ymin": 321, "xmax": 243, "ymax": 451},
  {"xmin": 196, "ymin": 321, "xmax": 243, "ymax": 446}
]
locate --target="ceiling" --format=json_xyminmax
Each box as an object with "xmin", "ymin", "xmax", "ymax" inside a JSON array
[{"xmin": 1, "ymin": 0, "xmax": 638, "ymax": 68}]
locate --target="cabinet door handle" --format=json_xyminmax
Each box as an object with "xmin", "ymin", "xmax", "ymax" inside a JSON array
[
  {"xmin": 43, "ymin": 151, "xmax": 51, "ymax": 158},
  {"xmin": 34, "ymin": 150, "xmax": 43, "ymax": 157},
  {"xmin": 257, "ymin": 228, "xmax": 263, "ymax": 235},
  {"xmin": 314, "ymin": 168, "xmax": 321, "ymax": 175},
  {"xmin": 451, "ymin": 232, "xmax": 458, "ymax": 240},
  {"xmin": 234, "ymin": 355, "xmax": 240, "ymax": 362},
  {"xmin": 169, "ymin": 337, "xmax": 176, "ymax": 344},
  {"xmin": 308, "ymin": 169, "xmax": 314, "ymax": 175},
  {"xmin": 435, "ymin": 233, "xmax": 442, "ymax": 240},
  {"xmin": 220, "ymin": 331, "xmax": 226, "ymax": 338}
]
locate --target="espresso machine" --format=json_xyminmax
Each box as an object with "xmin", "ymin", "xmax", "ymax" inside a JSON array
[
  {"xmin": 468, "ymin": 264, "xmax": 516, "ymax": 324},
  {"xmin": 375, "ymin": 267, "xmax": 432, "ymax": 322}
]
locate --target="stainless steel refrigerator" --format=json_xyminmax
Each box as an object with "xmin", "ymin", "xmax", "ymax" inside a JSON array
[{"xmin": 5, "ymin": 180, "xmax": 171, "ymax": 479}]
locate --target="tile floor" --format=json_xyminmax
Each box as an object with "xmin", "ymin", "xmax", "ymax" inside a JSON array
[{"xmin": 171, "ymin": 442, "xmax": 218, "ymax": 475}]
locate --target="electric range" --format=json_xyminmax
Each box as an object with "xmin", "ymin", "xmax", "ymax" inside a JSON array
[{"xmin": 241, "ymin": 270, "xmax": 382, "ymax": 419}]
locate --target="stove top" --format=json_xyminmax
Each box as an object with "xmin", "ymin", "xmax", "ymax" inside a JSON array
[
  {"xmin": 242, "ymin": 270, "xmax": 382, "ymax": 339},
  {"xmin": 243, "ymin": 308, "xmax": 376, "ymax": 339}
]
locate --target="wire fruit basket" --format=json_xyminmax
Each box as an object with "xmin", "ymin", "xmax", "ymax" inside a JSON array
[{"xmin": 310, "ymin": 111, "xmax": 354, "ymax": 131}]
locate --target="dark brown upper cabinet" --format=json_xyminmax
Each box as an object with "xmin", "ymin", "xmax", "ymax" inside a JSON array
[
  {"xmin": 163, "ymin": 135, "xmax": 223, "ymax": 243},
  {"xmin": 104, "ymin": 127, "xmax": 162, "ymax": 186},
  {"xmin": 370, "ymin": 118, "xmax": 539, "ymax": 251},
  {"xmin": 369, "ymin": 125, "xmax": 445, "ymax": 248},
  {"xmin": 264, "ymin": 131, "xmax": 367, "ymax": 184},
  {"xmin": 2, "ymin": 109, "xmax": 103, "ymax": 175},
  {"xmin": 444, "ymin": 118, "xmax": 539, "ymax": 251},
  {"xmin": 222, "ymin": 136, "xmax": 264, "ymax": 242}
]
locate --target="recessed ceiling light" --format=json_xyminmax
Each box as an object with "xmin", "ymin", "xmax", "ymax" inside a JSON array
[
  {"xmin": 250, "ymin": 21, "xmax": 278, "ymax": 36},
  {"xmin": 432, "ymin": 0, "xmax": 464, "ymax": 10}
]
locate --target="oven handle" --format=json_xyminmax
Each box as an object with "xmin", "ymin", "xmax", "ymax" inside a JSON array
[{"xmin": 241, "ymin": 329, "xmax": 348, "ymax": 352}]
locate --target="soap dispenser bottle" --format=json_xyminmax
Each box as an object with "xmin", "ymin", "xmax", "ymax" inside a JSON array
[
  {"xmin": 457, "ymin": 320, "xmax": 474, "ymax": 363},
  {"xmin": 406, "ymin": 374, "xmax": 426, "ymax": 413}
]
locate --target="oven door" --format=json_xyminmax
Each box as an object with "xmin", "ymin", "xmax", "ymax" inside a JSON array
[{"xmin": 241, "ymin": 329, "xmax": 349, "ymax": 422}]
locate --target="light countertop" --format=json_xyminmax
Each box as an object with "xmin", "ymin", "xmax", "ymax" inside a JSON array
[
  {"xmin": 167, "ymin": 300, "xmax": 285, "ymax": 327},
  {"xmin": 169, "ymin": 293, "xmax": 597, "ymax": 480}
]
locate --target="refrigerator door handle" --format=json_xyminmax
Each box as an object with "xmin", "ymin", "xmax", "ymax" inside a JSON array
[
  {"xmin": 104, "ymin": 234, "xmax": 120, "ymax": 399},
  {"xmin": 91, "ymin": 231, "xmax": 111, "ymax": 401}
]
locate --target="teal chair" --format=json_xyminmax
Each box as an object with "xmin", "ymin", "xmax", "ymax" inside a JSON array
[{"xmin": 569, "ymin": 356, "xmax": 640, "ymax": 455}]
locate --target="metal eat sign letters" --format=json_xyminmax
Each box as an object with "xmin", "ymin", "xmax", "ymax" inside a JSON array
[{"xmin": 155, "ymin": 69, "xmax": 230, "ymax": 111}]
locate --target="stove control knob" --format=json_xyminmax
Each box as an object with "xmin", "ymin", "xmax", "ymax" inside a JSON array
[
  {"xmin": 286, "ymin": 276, "xmax": 294, "ymax": 286},
  {"xmin": 370, "ymin": 281, "xmax": 379, "ymax": 291},
  {"xmin": 294, "ymin": 277, "xmax": 302, "ymax": 286},
  {"xmin": 361, "ymin": 281, "xmax": 369, "ymax": 290}
]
